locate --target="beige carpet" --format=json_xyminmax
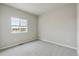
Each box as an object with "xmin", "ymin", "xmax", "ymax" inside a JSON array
[{"xmin": 0, "ymin": 40, "xmax": 77, "ymax": 56}]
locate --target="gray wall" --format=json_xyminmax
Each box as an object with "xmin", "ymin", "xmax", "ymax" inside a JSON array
[
  {"xmin": 0, "ymin": 5, "xmax": 2, "ymax": 48},
  {"xmin": 77, "ymin": 4, "xmax": 79, "ymax": 55},
  {"xmin": 0, "ymin": 4, "xmax": 38, "ymax": 49},
  {"xmin": 38, "ymin": 4, "xmax": 76, "ymax": 49}
]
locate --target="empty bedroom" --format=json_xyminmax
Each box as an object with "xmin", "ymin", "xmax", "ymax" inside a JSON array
[{"xmin": 0, "ymin": 3, "xmax": 79, "ymax": 56}]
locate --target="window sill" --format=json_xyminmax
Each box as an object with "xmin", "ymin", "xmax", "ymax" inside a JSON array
[{"xmin": 11, "ymin": 31, "xmax": 28, "ymax": 34}]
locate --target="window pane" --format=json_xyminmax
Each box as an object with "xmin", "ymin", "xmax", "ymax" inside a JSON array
[
  {"xmin": 20, "ymin": 19, "xmax": 27, "ymax": 27},
  {"xmin": 11, "ymin": 17, "xmax": 28, "ymax": 33},
  {"xmin": 11, "ymin": 17, "xmax": 20, "ymax": 26}
]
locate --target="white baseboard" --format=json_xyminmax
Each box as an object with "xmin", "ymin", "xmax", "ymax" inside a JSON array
[
  {"xmin": 0, "ymin": 38, "xmax": 77, "ymax": 51},
  {"xmin": 0, "ymin": 39, "xmax": 37, "ymax": 50},
  {"xmin": 40, "ymin": 39, "xmax": 77, "ymax": 50}
]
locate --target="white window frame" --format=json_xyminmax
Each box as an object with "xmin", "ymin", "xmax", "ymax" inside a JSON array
[{"xmin": 11, "ymin": 17, "xmax": 28, "ymax": 33}]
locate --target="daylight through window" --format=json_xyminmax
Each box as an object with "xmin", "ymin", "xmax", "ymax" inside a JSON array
[{"xmin": 11, "ymin": 17, "xmax": 28, "ymax": 33}]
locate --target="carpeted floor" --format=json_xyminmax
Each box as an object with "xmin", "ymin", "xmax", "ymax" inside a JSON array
[{"xmin": 0, "ymin": 40, "xmax": 77, "ymax": 56}]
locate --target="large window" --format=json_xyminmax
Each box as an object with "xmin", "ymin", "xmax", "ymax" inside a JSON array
[{"xmin": 11, "ymin": 17, "xmax": 28, "ymax": 33}]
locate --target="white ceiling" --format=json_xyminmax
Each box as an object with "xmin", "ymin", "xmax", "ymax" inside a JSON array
[{"xmin": 4, "ymin": 3, "xmax": 71, "ymax": 16}]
